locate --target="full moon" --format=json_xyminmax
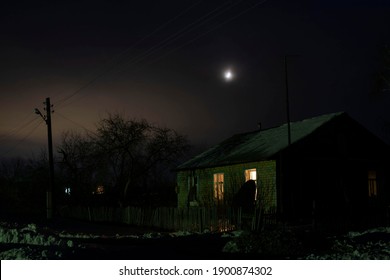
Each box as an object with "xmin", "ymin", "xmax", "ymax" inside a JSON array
[{"xmin": 224, "ymin": 69, "xmax": 233, "ymax": 81}]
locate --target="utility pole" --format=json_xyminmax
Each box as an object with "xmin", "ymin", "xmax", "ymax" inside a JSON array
[{"xmin": 35, "ymin": 97, "xmax": 55, "ymax": 220}]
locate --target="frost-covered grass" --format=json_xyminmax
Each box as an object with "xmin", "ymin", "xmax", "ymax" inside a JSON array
[
  {"xmin": 0, "ymin": 220, "xmax": 209, "ymax": 259},
  {"xmin": 0, "ymin": 222, "xmax": 73, "ymax": 247},
  {"xmin": 222, "ymin": 227, "xmax": 390, "ymax": 259},
  {"xmin": 0, "ymin": 222, "xmax": 76, "ymax": 259},
  {"xmin": 306, "ymin": 227, "xmax": 390, "ymax": 260},
  {"xmin": 2, "ymin": 220, "xmax": 390, "ymax": 260}
]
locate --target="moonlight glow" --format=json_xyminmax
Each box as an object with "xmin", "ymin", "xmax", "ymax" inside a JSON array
[{"xmin": 224, "ymin": 69, "xmax": 233, "ymax": 81}]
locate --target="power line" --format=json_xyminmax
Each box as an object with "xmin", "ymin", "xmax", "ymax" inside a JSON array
[
  {"xmin": 54, "ymin": 1, "xmax": 203, "ymax": 110},
  {"xmin": 102, "ymin": 0, "xmax": 205, "ymax": 73},
  {"xmin": 110, "ymin": 1, "xmax": 234, "ymax": 73},
  {"xmin": 53, "ymin": 0, "xmax": 269, "ymax": 114},
  {"xmin": 54, "ymin": 1, "xmax": 243, "ymax": 110},
  {"xmin": 142, "ymin": 0, "xmax": 269, "ymax": 69},
  {"xmin": 0, "ymin": 118, "xmax": 43, "ymax": 158},
  {"xmin": 55, "ymin": 111, "xmax": 97, "ymax": 135},
  {"xmin": 0, "ymin": 114, "xmax": 39, "ymax": 143}
]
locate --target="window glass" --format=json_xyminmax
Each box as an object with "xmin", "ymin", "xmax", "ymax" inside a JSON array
[{"xmin": 213, "ymin": 173, "xmax": 224, "ymax": 202}]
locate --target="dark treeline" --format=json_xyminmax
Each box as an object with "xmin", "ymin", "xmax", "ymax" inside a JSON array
[
  {"xmin": 0, "ymin": 154, "xmax": 48, "ymax": 218},
  {"xmin": 0, "ymin": 114, "xmax": 190, "ymax": 218}
]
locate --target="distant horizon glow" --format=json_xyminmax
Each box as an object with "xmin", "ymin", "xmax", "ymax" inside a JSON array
[{"xmin": 1, "ymin": 1, "xmax": 389, "ymax": 159}]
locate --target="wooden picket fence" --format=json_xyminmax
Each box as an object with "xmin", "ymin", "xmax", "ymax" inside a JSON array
[
  {"xmin": 251, "ymin": 206, "xmax": 278, "ymax": 232},
  {"xmin": 125, "ymin": 206, "xmax": 244, "ymax": 232},
  {"xmin": 59, "ymin": 205, "xmax": 277, "ymax": 232}
]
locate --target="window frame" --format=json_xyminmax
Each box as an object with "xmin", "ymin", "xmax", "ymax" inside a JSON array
[
  {"xmin": 244, "ymin": 168, "xmax": 258, "ymax": 200},
  {"xmin": 213, "ymin": 173, "xmax": 224, "ymax": 203}
]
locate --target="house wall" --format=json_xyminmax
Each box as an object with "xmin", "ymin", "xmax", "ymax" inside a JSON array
[
  {"xmin": 278, "ymin": 115, "xmax": 390, "ymax": 225},
  {"xmin": 177, "ymin": 160, "xmax": 277, "ymax": 211}
]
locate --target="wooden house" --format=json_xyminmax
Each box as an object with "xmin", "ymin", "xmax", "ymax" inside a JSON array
[{"xmin": 176, "ymin": 112, "xmax": 390, "ymax": 226}]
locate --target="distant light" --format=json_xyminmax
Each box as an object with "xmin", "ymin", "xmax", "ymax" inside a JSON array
[
  {"xmin": 224, "ymin": 69, "xmax": 233, "ymax": 81},
  {"xmin": 95, "ymin": 185, "xmax": 104, "ymax": 195},
  {"xmin": 65, "ymin": 187, "xmax": 71, "ymax": 196}
]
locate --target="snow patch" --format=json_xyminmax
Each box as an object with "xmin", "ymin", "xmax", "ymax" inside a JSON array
[
  {"xmin": 3, "ymin": 220, "xmax": 389, "ymax": 260},
  {"xmin": 306, "ymin": 227, "xmax": 390, "ymax": 260}
]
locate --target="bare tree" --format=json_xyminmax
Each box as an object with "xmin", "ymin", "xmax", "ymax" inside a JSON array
[
  {"xmin": 58, "ymin": 131, "xmax": 103, "ymax": 202},
  {"xmin": 58, "ymin": 114, "xmax": 189, "ymax": 206}
]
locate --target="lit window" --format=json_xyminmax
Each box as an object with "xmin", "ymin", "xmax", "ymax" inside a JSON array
[
  {"xmin": 368, "ymin": 171, "xmax": 377, "ymax": 197},
  {"xmin": 245, "ymin": 168, "xmax": 257, "ymax": 184},
  {"xmin": 245, "ymin": 168, "xmax": 257, "ymax": 200},
  {"xmin": 213, "ymin": 173, "xmax": 224, "ymax": 202}
]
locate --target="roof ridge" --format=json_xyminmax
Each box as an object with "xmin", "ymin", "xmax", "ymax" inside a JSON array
[
  {"xmin": 176, "ymin": 111, "xmax": 346, "ymax": 170},
  {"xmin": 240, "ymin": 111, "xmax": 346, "ymax": 135}
]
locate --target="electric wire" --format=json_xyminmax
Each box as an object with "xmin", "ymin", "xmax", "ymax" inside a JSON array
[
  {"xmin": 56, "ymin": 0, "xmax": 267, "ymax": 111},
  {"xmin": 55, "ymin": 112, "xmax": 97, "ymax": 136},
  {"xmin": 0, "ymin": 0, "xmax": 269, "ymax": 158},
  {"xmin": 54, "ymin": 1, "xmax": 203, "ymax": 110},
  {"xmin": 54, "ymin": 1, "xmax": 242, "ymax": 110},
  {"xmin": 113, "ymin": 0, "xmax": 267, "ymax": 80},
  {"xmin": 110, "ymin": 1, "xmax": 234, "ymax": 74},
  {"xmin": 0, "ymin": 114, "xmax": 39, "ymax": 143},
  {"xmin": 50, "ymin": 0, "xmax": 269, "ymax": 136},
  {"xmin": 142, "ymin": 0, "xmax": 269, "ymax": 70},
  {"xmin": 0, "ymin": 117, "xmax": 44, "ymax": 158}
]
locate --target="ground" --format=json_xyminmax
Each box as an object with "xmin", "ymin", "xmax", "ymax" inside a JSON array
[{"xmin": 1, "ymin": 218, "xmax": 390, "ymax": 260}]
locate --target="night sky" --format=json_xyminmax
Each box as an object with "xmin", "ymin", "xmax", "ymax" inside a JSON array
[{"xmin": 1, "ymin": 0, "xmax": 390, "ymax": 158}]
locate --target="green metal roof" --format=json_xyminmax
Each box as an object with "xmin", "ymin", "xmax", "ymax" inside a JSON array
[{"xmin": 176, "ymin": 112, "xmax": 345, "ymax": 170}]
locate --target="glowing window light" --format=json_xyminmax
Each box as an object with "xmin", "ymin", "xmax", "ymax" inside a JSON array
[
  {"xmin": 244, "ymin": 168, "xmax": 257, "ymax": 200},
  {"xmin": 213, "ymin": 173, "xmax": 224, "ymax": 202},
  {"xmin": 245, "ymin": 168, "xmax": 257, "ymax": 183}
]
